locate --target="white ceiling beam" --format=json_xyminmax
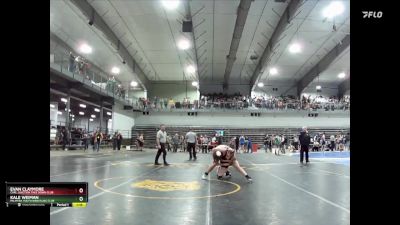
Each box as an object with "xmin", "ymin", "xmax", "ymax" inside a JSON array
[
  {"xmin": 296, "ymin": 34, "xmax": 350, "ymax": 96},
  {"xmin": 70, "ymin": 0, "xmax": 150, "ymax": 91},
  {"xmin": 249, "ymin": 0, "xmax": 303, "ymax": 89},
  {"xmin": 222, "ymin": 0, "xmax": 253, "ymax": 91}
]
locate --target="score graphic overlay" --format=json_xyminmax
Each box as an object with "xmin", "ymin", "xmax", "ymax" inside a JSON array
[{"xmin": 5, "ymin": 182, "xmax": 88, "ymax": 207}]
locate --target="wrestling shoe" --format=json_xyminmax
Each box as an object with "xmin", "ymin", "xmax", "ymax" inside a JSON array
[{"xmin": 245, "ymin": 175, "xmax": 253, "ymax": 183}]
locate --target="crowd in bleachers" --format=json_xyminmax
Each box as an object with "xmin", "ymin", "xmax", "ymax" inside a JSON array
[
  {"xmin": 51, "ymin": 126, "xmax": 129, "ymax": 152},
  {"xmin": 67, "ymin": 52, "xmax": 125, "ymax": 98},
  {"xmin": 136, "ymin": 93, "xmax": 350, "ymax": 111}
]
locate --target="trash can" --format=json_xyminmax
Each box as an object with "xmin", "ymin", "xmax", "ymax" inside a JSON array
[{"xmin": 252, "ymin": 144, "xmax": 258, "ymax": 152}]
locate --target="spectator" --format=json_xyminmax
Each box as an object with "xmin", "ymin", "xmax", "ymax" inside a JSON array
[
  {"xmin": 112, "ymin": 132, "xmax": 118, "ymax": 150},
  {"xmin": 320, "ymin": 132, "xmax": 326, "ymax": 151},
  {"xmin": 61, "ymin": 128, "xmax": 68, "ymax": 151},
  {"xmin": 172, "ymin": 133, "xmax": 179, "ymax": 152},
  {"xmin": 239, "ymin": 135, "xmax": 245, "ymax": 153},
  {"xmin": 68, "ymin": 52, "xmax": 76, "ymax": 73},
  {"xmin": 137, "ymin": 133, "xmax": 144, "ymax": 151},
  {"xmin": 180, "ymin": 135, "xmax": 186, "ymax": 152},
  {"xmin": 281, "ymin": 134, "xmax": 286, "ymax": 154},
  {"xmin": 274, "ymin": 135, "xmax": 281, "ymax": 155},
  {"xmin": 202, "ymin": 135, "xmax": 209, "ymax": 154},
  {"xmin": 168, "ymin": 98, "xmax": 175, "ymax": 109},
  {"xmin": 235, "ymin": 136, "xmax": 239, "ymax": 153},
  {"xmin": 82, "ymin": 131, "xmax": 89, "ymax": 150},
  {"xmin": 94, "ymin": 130, "xmax": 103, "ymax": 152},
  {"xmin": 166, "ymin": 135, "xmax": 172, "ymax": 152},
  {"xmin": 293, "ymin": 135, "xmax": 299, "ymax": 151},
  {"xmin": 263, "ymin": 135, "xmax": 269, "ymax": 151},
  {"xmin": 329, "ymin": 134, "xmax": 335, "ymax": 151},
  {"xmin": 247, "ymin": 137, "xmax": 252, "ymax": 153},
  {"xmin": 116, "ymin": 132, "xmax": 123, "ymax": 150},
  {"xmin": 345, "ymin": 132, "xmax": 350, "ymax": 151}
]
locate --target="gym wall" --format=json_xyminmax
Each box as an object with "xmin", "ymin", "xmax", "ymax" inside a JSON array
[{"xmin": 134, "ymin": 111, "xmax": 349, "ymax": 128}]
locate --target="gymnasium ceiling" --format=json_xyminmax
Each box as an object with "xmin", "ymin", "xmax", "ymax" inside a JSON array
[{"xmin": 50, "ymin": 0, "xmax": 350, "ymax": 94}]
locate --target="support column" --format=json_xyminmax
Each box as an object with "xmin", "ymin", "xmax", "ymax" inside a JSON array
[
  {"xmin": 100, "ymin": 103, "xmax": 104, "ymax": 133},
  {"xmin": 66, "ymin": 95, "xmax": 71, "ymax": 130}
]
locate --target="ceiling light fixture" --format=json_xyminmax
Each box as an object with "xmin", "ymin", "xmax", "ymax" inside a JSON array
[
  {"xmin": 130, "ymin": 81, "xmax": 138, "ymax": 87},
  {"xmin": 270, "ymin": 68, "xmax": 278, "ymax": 75},
  {"xmin": 79, "ymin": 43, "xmax": 92, "ymax": 54},
  {"xmin": 323, "ymin": 1, "xmax": 345, "ymax": 19},
  {"xmin": 186, "ymin": 65, "xmax": 196, "ymax": 73},
  {"xmin": 111, "ymin": 67, "xmax": 120, "ymax": 74},
  {"xmin": 178, "ymin": 39, "xmax": 191, "ymax": 50},
  {"xmin": 289, "ymin": 43, "xmax": 302, "ymax": 54},
  {"xmin": 258, "ymin": 82, "xmax": 264, "ymax": 87},
  {"xmin": 338, "ymin": 72, "xmax": 346, "ymax": 78},
  {"xmin": 161, "ymin": 0, "xmax": 180, "ymax": 10}
]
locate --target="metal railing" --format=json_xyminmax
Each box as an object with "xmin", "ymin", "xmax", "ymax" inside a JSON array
[
  {"xmin": 140, "ymin": 99, "xmax": 350, "ymax": 112},
  {"xmin": 50, "ymin": 51, "xmax": 141, "ymax": 108}
]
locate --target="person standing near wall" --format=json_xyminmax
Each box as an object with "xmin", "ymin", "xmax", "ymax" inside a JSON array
[
  {"xmin": 299, "ymin": 127, "xmax": 311, "ymax": 165},
  {"xmin": 116, "ymin": 132, "xmax": 123, "ymax": 150},
  {"xmin": 330, "ymin": 134, "xmax": 335, "ymax": 151},
  {"xmin": 61, "ymin": 128, "xmax": 68, "ymax": 151},
  {"xmin": 137, "ymin": 133, "xmax": 144, "ymax": 151},
  {"xmin": 321, "ymin": 132, "xmax": 326, "ymax": 151},
  {"xmin": 235, "ymin": 135, "xmax": 239, "ymax": 153},
  {"xmin": 274, "ymin": 135, "xmax": 281, "ymax": 155},
  {"xmin": 155, "ymin": 124, "xmax": 169, "ymax": 165},
  {"xmin": 166, "ymin": 135, "xmax": 172, "ymax": 152},
  {"xmin": 112, "ymin": 132, "xmax": 118, "ymax": 150},
  {"xmin": 239, "ymin": 135, "xmax": 245, "ymax": 153},
  {"xmin": 263, "ymin": 135, "xmax": 269, "ymax": 152},
  {"xmin": 172, "ymin": 133, "xmax": 179, "ymax": 152},
  {"xmin": 94, "ymin": 130, "xmax": 103, "ymax": 152},
  {"xmin": 293, "ymin": 135, "xmax": 299, "ymax": 151},
  {"xmin": 280, "ymin": 134, "xmax": 286, "ymax": 154},
  {"xmin": 186, "ymin": 129, "xmax": 197, "ymax": 161},
  {"xmin": 83, "ymin": 131, "xmax": 89, "ymax": 151}
]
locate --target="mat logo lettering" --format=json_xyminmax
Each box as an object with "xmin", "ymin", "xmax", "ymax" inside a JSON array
[{"xmin": 132, "ymin": 180, "xmax": 200, "ymax": 192}]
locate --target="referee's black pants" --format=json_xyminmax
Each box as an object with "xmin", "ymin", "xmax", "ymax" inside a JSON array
[{"xmin": 155, "ymin": 143, "xmax": 167, "ymax": 164}]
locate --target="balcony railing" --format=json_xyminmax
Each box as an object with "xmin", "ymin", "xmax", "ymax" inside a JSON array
[{"xmin": 50, "ymin": 52, "xmax": 141, "ymax": 108}]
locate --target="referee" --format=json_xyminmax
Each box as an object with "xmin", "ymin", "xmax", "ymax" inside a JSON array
[
  {"xmin": 186, "ymin": 129, "xmax": 197, "ymax": 160},
  {"xmin": 155, "ymin": 124, "xmax": 169, "ymax": 165}
]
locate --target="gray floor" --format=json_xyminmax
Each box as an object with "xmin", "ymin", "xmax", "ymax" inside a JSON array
[{"xmin": 50, "ymin": 148, "xmax": 350, "ymax": 225}]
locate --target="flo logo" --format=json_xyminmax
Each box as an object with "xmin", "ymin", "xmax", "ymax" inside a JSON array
[{"xmin": 362, "ymin": 11, "xmax": 383, "ymax": 18}]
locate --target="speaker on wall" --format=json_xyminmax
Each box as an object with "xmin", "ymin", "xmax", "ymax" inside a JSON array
[{"xmin": 182, "ymin": 20, "xmax": 193, "ymax": 32}]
